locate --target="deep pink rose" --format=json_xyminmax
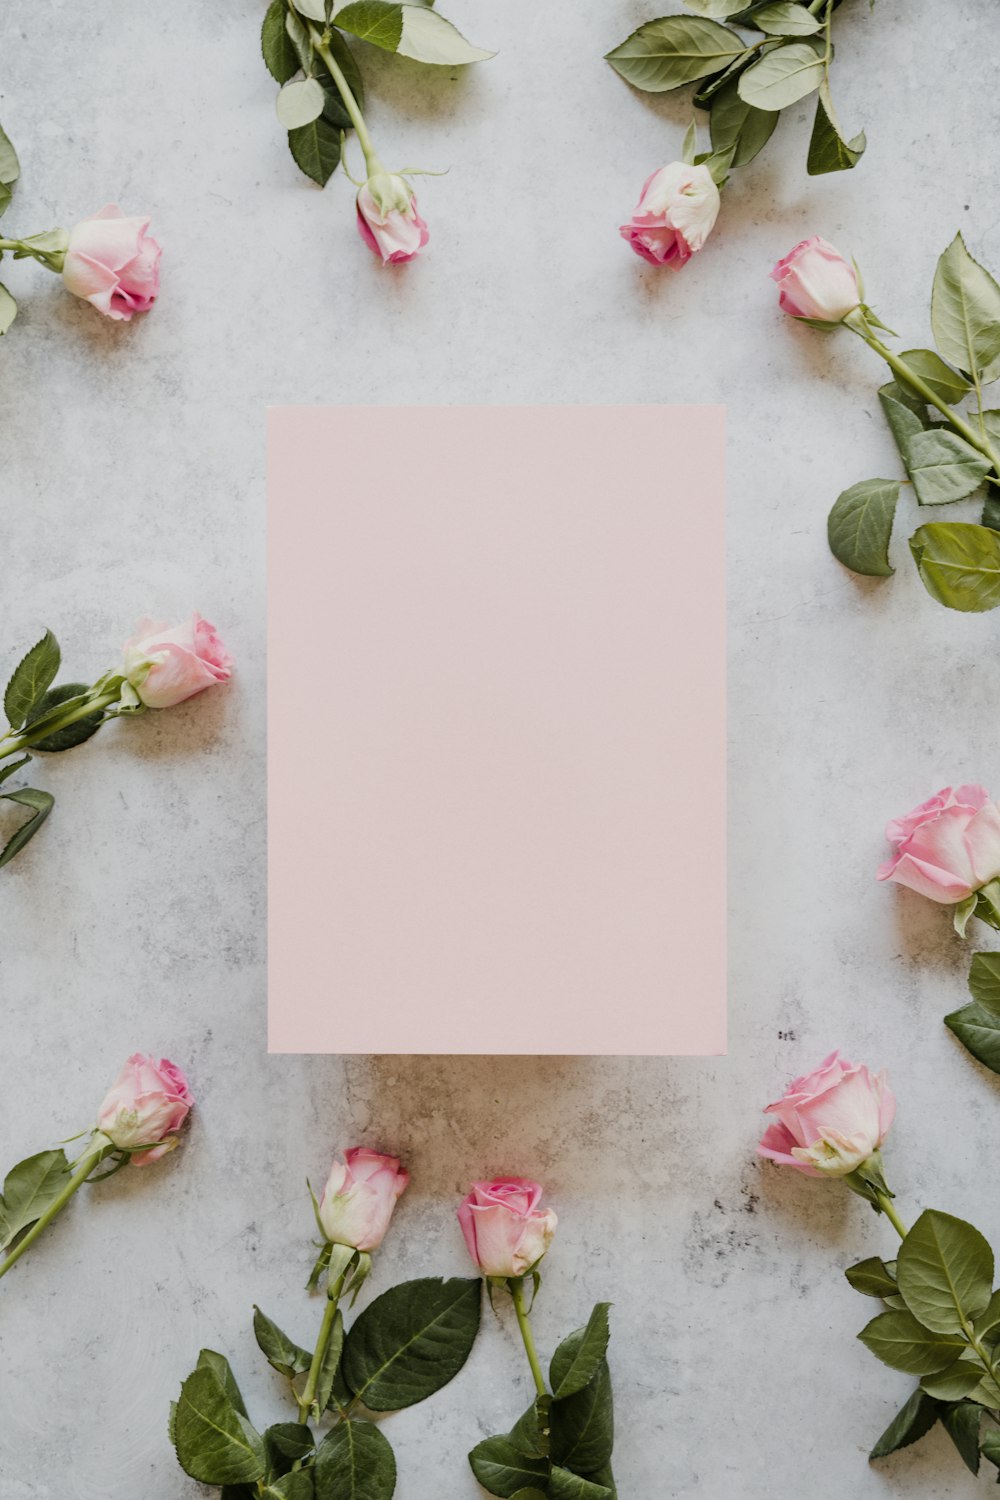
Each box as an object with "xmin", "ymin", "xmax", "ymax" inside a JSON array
[
  {"xmin": 458, "ymin": 1178, "xmax": 558, "ymax": 1278},
  {"xmin": 619, "ymin": 162, "xmax": 720, "ymax": 269},
  {"xmin": 877, "ymin": 784, "xmax": 1000, "ymax": 904},
  {"xmin": 96, "ymin": 1054, "xmax": 193, "ymax": 1165},
  {"xmin": 318, "ymin": 1148, "xmax": 409, "ymax": 1252},
  {"xmin": 758, "ymin": 1052, "xmax": 895, "ymax": 1178},
  {"xmin": 123, "ymin": 613, "xmax": 233, "ymax": 709},
  {"xmin": 771, "ymin": 235, "xmax": 860, "ymax": 323},
  {"xmin": 62, "ymin": 205, "xmax": 161, "ymax": 321},
  {"xmin": 356, "ymin": 174, "xmax": 429, "ymax": 265}
]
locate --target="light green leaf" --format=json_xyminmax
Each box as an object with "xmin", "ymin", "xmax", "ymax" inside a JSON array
[
  {"xmin": 807, "ymin": 81, "xmax": 865, "ymax": 174},
  {"xmin": 869, "ymin": 1389, "xmax": 940, "ymax": 1459},
  {"xmin": 313, "ymin": 1421, "xmax": 396, "ymax": 1500},
  {"xmin": 262, "ymin": 0, "xmax": 302, "ymax": 83},
  {"xmin": 288, "ymin": 117, "xmax": 342, "ymax": 186},
  {"xmin": 903, "ymin": 429, "xmax": 990, "ymax": 507},
  {"xmin": 469, "ymin": 1437, "xmax": 549, "ymax": 1498},
  {"xmin": 0, "ymin": 787, "xmax": 55, "ymax": 869},
  {"xmin": 827, "ymin": 478, "xmax": 898, "ymax": 576},
  {"xmin": 342, "ymin": 1276, "xmax": 480, "ymax": 1411},
  {"xmin": 295, "ymin": 0, "xmax": 329, "ymax": 19},
  {"xmin": 0, "ymin": 122, "xmax": 20, "ymax": 218},
  {"xmin": 682, "ymin": 0, "xmax": 745, "ymax": 14},
  {"xmin": 899, "ymin": 348, "xmax": 971, "ymax": 405},
  {"xmin": 845, "ymin": 1256, "xmax": 898, "ymax": 1299},
  {"xmin": 550, "ymin": 1360, "xmax": 614, "ymax": 1474},
  {"xmin": 0, "ymin": 1149, "xmax": 71, "ymax": 1252},
  {"xmin": 931, "ymin": 233, "xmax": 1000, "ymax": 385},
  {"xmin": 983, "ymin": 1427, "xmax": 1000, "ymax": 1469},
  {"xmin": 605, "ymin": 16, "xmax": 745, "ymax": 93},
  {"xmin": 333, "ymin": 2, "xmax": 494, "ymax": 64},
  {"xmin": 708, "ymin": 77, "xmax": 778, "ymax": 167},
  {"xmin": 737, "ymin": 40, "xmax": 824, "ymax": 111},
  {"xmin": 551, "ymin": 1304, "xmax": 612, "ymax": 1398},
  {"xmin": 0, "ymin": 282, "xmax": 16, "ymax": 335},
  {"xmin": 896, "ymin": 1209, "xmax": 993, "ymax": 1334},
  {"xmin": 253, "ymin": 1306, "xmax": 312, "ymax": 1380},
  {"xmin": 976, "ymin": 1287, "xmax": 1000, "ymax": 1343},
  {"xmin": 276, "ymin": 77, "xmax": 326, "ymax": 128},
  {"xmin": 4, "ymin": 630, "xmax": 60, "ymax": 730},
  {"xmin": 878, "ymin": 380, "xmax": 929, "ymax": 454},
  {"xmin": 752, "ymin": 2, "xmax": 822, "ymax": 36},
  {"xmin": 315, "ymin": 1308, "xmax": 344, "ymax": 1414},
  {"xmin": 909, "ymin": 522, "xmax": 1000, "ymax": 611},
  {"xmin": 548, "ymin": 1471, "xmax": 613, "ymax": 1500},
  {"xmin": 172, "ymin": 1357, "xmax": 266, "ymax": 1486},
  {"xmin": 198, "ymin": 1349, "xmax": 250, "ymax": 1418},
  {"xmin": 919, "ymin": 1361, "xmax": 984, "ymax": 1400},
  {"xmin": 858, "ymin": 1308, "xmax": 965, "ymax": 1375}
]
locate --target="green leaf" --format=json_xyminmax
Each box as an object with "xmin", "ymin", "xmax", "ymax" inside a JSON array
[
  {"xmin": 334, "ymin": 3, "xmax": 495, "ymax": 64},
  {"xmin": 605, "ymin": 16, "xmax": 745, "ymax": 93},
  {"xmin": 0, "ymin": 755, "xmax": 30, "ymax": 787},
  {"xmin": 982, "ymin": 1426, "xmax": 1000, "ymax": 1469},
  {"xmin": 969, "ymin": 950, "xmax": 1000, "ymax": 1008},
  {"xmin": 551, "ymin": 1305, "xmax": 612, "ymax": 1398},
  {"xmin": 827, "ymin": 478, "xmax": 898, "ymax": 577},
  {"xmin": 263, "ymin": 1474, "xmax": 315, "ymax": 1500},
  {"xmin": 931, "ymin": 234, "xmax": 1000, "ymax": 385},
  {"xmin": 318, "ymin": 28, "xmax": 366, "ymax": 114},
  {"xmin": 752, "ymin": 2, "xmax": 822, "ymax": 36},
  {"xmin": 909, "ymin": 522, "xmax": 1000, "ymax": 612},
  {"xmin": 172, "ymin": 1357, "xmax": 267, "ymax": 1485},
  {"xmin": 253, "ymin": 1306, "xmax": 312, "ymax": 1380},
  {"xmin": 899, "ymin": 348, "xmax": 972, "ymax": 406},
  {"xmin": 507, "ymin": 1397, "xmax": 552, "ymax": 1458},
  {"xmin": 845, "ymin": 1256, "xmax": 899, "ymax": 1299},
  {"xmin": 4, "ymin": 630, "xmax": 61, "ymax": 729},
  {"xmin": 26, "ymin": 683, "xmax": 105, "ymax": 752},
  {"xmin": 879, "ymin": 380, "xmax": 929, "ymax": 455},
  {"xmin": 940, "ymin": 1400, "xmax": 982, "ymax": 1474},
  {"xmin": 869, "ymin": 1389, "xmax": 940, "ymax": 1459},
  {"xmin": 807, "ymin": 81, "xmax": 865, "ymax": 175},
  {"xmin": 549, "ymin": 1470, "xmax": 613, "ymax": 1500},
  {"xmin": 896, "ymin": 1209, "xmax": 993, "ymax": 1334},
  {"xmin": 276, "ymin": 77, "xmax": 326, "ymax": 128},
  {"xmin": 265, "ymin": 1422, "xmax": 314, "ymax": 1469},
  {"xmin": 903, "ymin": 429, "xmax": 991, "ymax": 507},
  {"xmin": 737, "ymin": 41, "xmax": 824, "ymax": 112},
  {"xmin": 316, "ymin": 1308, "xmax": 345, "ymax": 1414},
  {"xmin": 0, "ymin": 282, "xmax": 16, "ymax": 335},
  {"xmin": 550, "ymin": 1360, "xmax": 614, "ymax": 1474},
  {"xmin": 288, "ymin": 117, "xmax": 342, "ymax": 186},
  {"xmin": 0, "ymin": 121, "xmax": 20, "ymax": 207},
  {"xmin": 708, "ymin": 77, "xmax": 777, "ymax": 167},
  {"xmin": 468, "ymin": 1437, "xmax": 549, "ymax": 1498},
  {"xmin": 508, "ymin": 1492, "xmax": 548, "ymax": 1500},
  {"xmin": 0, "ymin": 787, "xmax": 55, "ymax": 869},
  {"xmin": 920, "ymin": 1360, "xmax": 984, "ymax": 1400},
  {"xmin": 198, "ymin": 1349, "xmax": 250, "ymax": 1417},
  {"xmin": 682, "ymin": 0, "xmax": 745, "ymax": 14},
  {"xmin": 342, "ymin": 1276, "xmax": 480, "ymax": 1411},
  {"xmin": 945, "ymin": 973, "xmax": 1000, "ymax": 1074},
  {"xmin": 0, "ymin": 1149, "xmax": 71, "ymax": 1252},
  {"xmin": 858, "ymin": 1308, "xmax": 965, "ymax": 1375},
  {"xmin": 313, "ymin": 1421, "xmax": 396, "ymax": 1500},
  {"xmin": 262, "ymin": 0, "xmax": 302, "ymax": 83}
]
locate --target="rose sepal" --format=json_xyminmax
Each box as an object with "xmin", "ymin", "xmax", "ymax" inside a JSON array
[{"xmin": 844, "ymin": 1150, "xmax": 894, "ymax": 1212}]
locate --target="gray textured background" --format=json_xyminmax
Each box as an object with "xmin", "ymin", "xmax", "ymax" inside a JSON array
[{"xmin": 1, "ymin": 1, "xmax": 999, "ymax": 1495}]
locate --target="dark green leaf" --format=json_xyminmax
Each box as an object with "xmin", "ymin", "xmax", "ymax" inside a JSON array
[
  {"xmin": 0, "ymin": 1149, "xmax": 71, "ymax": 1251},
  {"xmin": 845, "ymin": 1256, "xmax": 898, "ymax": 1299},
  {"xmin": 737, "ymin": 41, "xmax": 824, "ymax": 111},
  {"xmin": 254, "ymin": 1306, "xmax": 312, "ymax": 1380},
  {"xmin": 807, "ymin": 81, "xmax": 865, "ymax": 174},
  {"xmin": 321, "ymin": 29, "xmax": 366, "ymax": 113},
  {"xmin": 909, "ymin": 522, "xmax": 1000, "ymax": 611},
  {"xmin": 708, "ymin": 77, "xmax": 778, "ymax": 167},
  {"xmin": 265, "ymin": 1422, "xmax": 314, "ymax": 1470},
  {"xmin": 605, "ymin": 16, "xmax": 745, "ymax": 92},
  {"xmin": 899, "ymin": 349, "xmax": 972, "ymax": 406},
  {"xmin": 263, "ymin": 1474, "xmax": 315, "ymax": 1500},
  {"xmin": 945, "ymin": 996, "xmax": 1000, "ymax": 1075},
  {"xmin": 903, "ymin": 429, "xmax": 991, "ymax": 507},
  {"xmin": 869, "ymin": 1389, "xmax": 940, "ymax": 1459},
  {"xmin": 982, "ymin": 1427, "xmax": 1000, "ymax": 1469},
  {"xmin": 931, "ymin": 234, "xmax": 1000, "ymax": 385},
  {"xmin": 976, "ymin": 1287, "xmax": 1000, "ymax": 1344},
  {"xmin": 0, "ymin": 787, "xmax": 55, "ymax": 868},
  {"xmin": 262, "ymin": 0, "xmax": 301, "ymax": 83},
  {"xmin": 172, "ymin": 1357, "xmax": 267, "ymax": 1485},
  {"xmin": 26, "ymin": 683, "xmax": 105, "ymax": 752},
  {"xmin": 507, "ymin": 1397, "xmax": 552, "ymax": 1458},
  {"xmin": 198, "ymin": 1349, "xmax": 250, "ymax": 1417},
  {"xmin": 314, "ymin": 1420, "xmax": 396, "ymax": 1500},
  {"xmin": 827, "ymin": 478, "xmax": 898, "ymax": 576},
  {"xmin": 551, "ymin": 1305, "xmax": 612, "ymax": 1398},
  {"xmin": 0, "ymin": 755, "xmax": 30, "ymax": 786},
  {"xmin": 4, "ymin": 630, "xmax": 60, "ymax": 729},
  {"xmin": 858, "ymin": 1308, "xmax": 965, "ymax": 1375},
  {"xmin": 549, "ymin": 1470, "xmax": 613, "ymax": 1500},
  {"xmin": 941, "ymin": 1400, "xmax": 982, "ymax": 1474},
  {"xmin": 469, "ymin": 1437, "xmax": 549, "ymax": 1498},
  {"xmin": 970, "ymin": 951, "xmax": 1000, "ymax": 1008},
  {"xmin": 288, "ymin": 117, "xmax": 342, "ymax": 186},
  {"xmin": 896, "ymin": 1210, "xmax": 993, "ymax": 1334},
  {"xmin": 342, "ymin": 1276, "xmax": 480, "ymax": 1411},
  {"xmin": 551, "ymin": 1361, "xmax": 614, "ymax": 1474}
]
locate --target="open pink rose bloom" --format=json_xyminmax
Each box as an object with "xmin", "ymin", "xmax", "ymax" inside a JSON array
[
  {"xmin": 62, "ymin": 204, "xmax": 161, "ymax": 320},
  {"xmin": 758, "ymin": 1052, "xmax": 895, "ymax": 1178},
  {"xmin": 877, "ymin": 783, "xmax": 1000, "ymax": 904}
]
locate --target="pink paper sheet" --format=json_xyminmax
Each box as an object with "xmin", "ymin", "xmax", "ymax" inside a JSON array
[{"xmin": 268, "ymin": 406, "xmax": 726, "ymax": 1054}]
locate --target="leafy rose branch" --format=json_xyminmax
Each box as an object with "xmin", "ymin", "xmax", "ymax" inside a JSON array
[
  {"xmin": 760, "ymin": 1055, "xmax": 1000, "ymax": 1479},
  {"xmin": 773, "ymin": 233, "xmax": 1000, "ymax": 611}
]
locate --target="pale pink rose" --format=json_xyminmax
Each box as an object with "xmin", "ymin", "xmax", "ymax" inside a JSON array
[
  {"xmin": 356, "ymin": 174, "xmax": 429, "ymax": 265},
  {"xmin": 318, "ymin": 1148, "xmax": 409, "ymax": 1252},
  {"xmin": 62, "ymin": 205, "xmax": 161, "ymax": 321},
  {"xmin": 619, "ymin": 162, "xmax": 720, "ymax": 269},
  {"xmin": 771, "ymin": 235, "xmax": 861, "ymax": 323},
  {"xmin": 458, "ymin": 1178, "xmax": 558, "ymax": 1278},
  {"xmin": 123, "ymin": 613, "xmax": 233, "ymax": 710},
  {"xmin": 96, "ymin": 1054, "xmax": 193, "ymax": 1165},
  {"xmin": 758, "ymin": 1052, "xmax": 895, "ymax": 1178},
  {"xmin": 876, "ymin": 784, "xmax": 1000, "ymax": 904}
]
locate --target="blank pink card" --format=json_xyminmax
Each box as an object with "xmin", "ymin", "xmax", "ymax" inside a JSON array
[{"xmin": 268, "ymin": 406, "xmax": 726, "ymax": 1055}]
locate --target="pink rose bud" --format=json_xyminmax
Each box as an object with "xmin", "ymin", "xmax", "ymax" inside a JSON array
[
  {"xmin": 96, "ymin": 1054, "xmax": 193, "ymax": 1165},
  {"xmin": 876, "ymin": 784, "xmax": 1000, "ymax": 905},
  {"xmin": 619, "ymin": 162, "xmax": 720, "ymax": 269},
  {"xmin": 318, "ymin": 1148, "xmax": 409, "ymax": 1252},
  {"xmin": 356, "ymin": 172, "xmax": 429, "ymax": 265},
  {"xmin": 457, "ymin": 1178, "xmax": 558, "ymax": 1279},
  {"xmin": 758, "ymin": 1052, "xmax": 895, "ymax": 1178},
  {"xmin": 62, "ymin": 205, "xmax": 161, "ymax": 321},
  {"xmin": 123, "ymin": 613, "xmax": 233, "ymax": 709},
  {"xmin": 770, "ymin": 235, "xmax": 861, "ymax": 324}
]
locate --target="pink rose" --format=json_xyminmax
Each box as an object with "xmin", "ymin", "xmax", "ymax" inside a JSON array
[
  {"xmin": 458, "ymin": 1178, "xmax": 558, "ymax": 1278},
  {"xmin": 318, "ymin": 1148, "xmax": 409, "ymax": 1252},
  {"xmin": 123, "ymin": 613, "xmax": 233, "ymax": 709},
  {"xmin": 758, "ymin": 1052, "xmax": 895, "ymax": 1178},
  {"xmin": 771, "ymin": 235, "xmax": 861, "ymax": 324},
  {"xmin": 877, "ymin": 784, "xmax": 1000, "ymax": 904},
  {"xmin": 619, "ymin": 162, "xmax": 720, "ymax": 269},
  {"xmin": 62, "ymin": 205, "xmax": 161, "ymax": 321},
  {"xmin": 356, "ymin": 173, "xmax": 429, "ymax": 265},
  {"xmin": 96, "ymin": 1054, "xmax": 193, "ymax": 1165}
]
